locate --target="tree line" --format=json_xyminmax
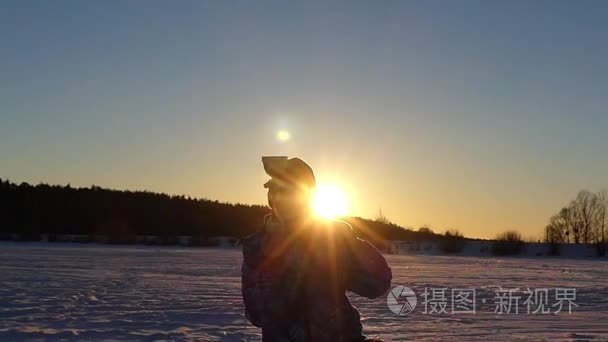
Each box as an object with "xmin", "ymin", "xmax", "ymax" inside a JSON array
[
  {"xmin": 0, "ymin": 178, "xmax": 267, "ymax": 241},
  {"xmin": 545, "ymin": 190, "xmax": 607, "ymax": 250},
  {"xmin": 0, "ymin": 178, "xmax": 437, "ymax": 246}
]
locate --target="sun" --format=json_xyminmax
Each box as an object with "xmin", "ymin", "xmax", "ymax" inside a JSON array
[
  {"xmin": 277, "ymin": 130, "xmax": 290, "ymax": 142},
  {"xmin": 312, "ymin": 184, "xmax": 348, "ymax": 220}
]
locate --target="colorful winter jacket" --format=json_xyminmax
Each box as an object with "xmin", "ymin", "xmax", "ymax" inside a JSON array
[{"xmin": 241, "ymin": 216, "xmax": 392, "ymax": 341}]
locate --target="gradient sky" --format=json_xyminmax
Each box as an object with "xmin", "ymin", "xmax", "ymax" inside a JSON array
[{"xmin": 2, "ymin": 1, "xmax": 607, "ymax": 239}]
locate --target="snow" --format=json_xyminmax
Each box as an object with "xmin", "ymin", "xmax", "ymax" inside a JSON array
[
  {"xmin": 390, "ymin": 240, "xmax": 608, "ymax": 258},
  {"xmin": 0, "ymin": 242, "xmax": 606, "ymax": 341}
]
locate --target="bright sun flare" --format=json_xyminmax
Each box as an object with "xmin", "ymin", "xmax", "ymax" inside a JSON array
[
  {"xmin": 277, "ymin": 130, "xmax": 290, "ymax": 141},
  {"xmin": 312, "ymin": 184, "xmax": 348, "ymax": 220}
]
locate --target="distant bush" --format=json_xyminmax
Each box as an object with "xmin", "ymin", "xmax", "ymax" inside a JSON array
[
  {"xmin": 595, "ymin": 242, "xmax": 606, "ymax": 257},
  {"xmin": 16, "ymin": 233, "xmax": 41, "ymax": 242},
  {"xmin": 418, "ymin": 226, "xmax": 434, "ymax": 235},
  {"xmin": 492, "ymin": 230, "xmax": 524, "ymax": 256},
  {"xmin": 548, "ymin": 242, "xmax": 561, "ymax": 256},
  {"xmin": 199, "ymin": 239, "xmax": 221, "ymax": 247},
  {"xmin": 444, "ymin": 229, "xmax": 463, "ymax": 239},
  {"xmin": 101, "ymin": 221, "xmax": 137, "ymax": 244},
  {"xmin": 190, "ymin": 236, "xmax": 220, "ymax": 247},
  {"xmin": 106, "ymin": 234, "xmax": 137, "ymax": 244},
  {"xmin": 157, "ymin": 236, "xmax": 177, "ymax": 246},
  {"xmin": 439, "ymin": 229, "xmax": 466, "ymax": 254}
]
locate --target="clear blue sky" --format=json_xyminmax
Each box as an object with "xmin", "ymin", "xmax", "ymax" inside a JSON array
[{"xmin": 2, "ymin": 1, "xmax": 607, "ymax": 238}]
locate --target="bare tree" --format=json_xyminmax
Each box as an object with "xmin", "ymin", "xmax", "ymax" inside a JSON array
[
  {"xmin": 572, "ymin": 191, "xmax": 602, "ymax": 243},
  {"xmin": 496, "ymin": 230, "xmax": 523, "ymax": 243},
  {"xmin": 545, "ymin": 190, "xmax": 606, "ymax": 245},
  {"xmin": 597, "ymin": 190, "xmax": 607, "ymax": 246},
  {"xmin": 557, "ymin": 206, "xmax": 578, "ymax": 243},
  {"xmin": 375, "ymin": 208, "xmax": 391, "ymax": 225},
  {"xmin": 545, "ymin": 215, "xmax": 566, "ymax": 243}
]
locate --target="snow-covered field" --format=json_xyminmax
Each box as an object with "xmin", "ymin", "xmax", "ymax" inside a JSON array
[{"xmin": 0, "ymin": 243, "xmax": 606, "ymax": 341}]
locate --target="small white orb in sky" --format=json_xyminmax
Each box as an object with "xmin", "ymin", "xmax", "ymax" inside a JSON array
[{"xmin": 277, "ymin": 130, "xmax": 290, "ymax": 142}]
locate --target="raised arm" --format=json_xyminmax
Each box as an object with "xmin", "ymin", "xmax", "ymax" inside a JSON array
[
  {"xmin": 333, "ymin": 222, "xmax": 392, "ymax": 299},
  {"xmin": 346, "ymin": 237, "xmax": 392, "ymax": 298}
]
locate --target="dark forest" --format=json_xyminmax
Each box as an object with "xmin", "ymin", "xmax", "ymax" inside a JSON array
[{"xmin": 0, "ymin": 178, "xmax": 436, "ymax": 246}]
